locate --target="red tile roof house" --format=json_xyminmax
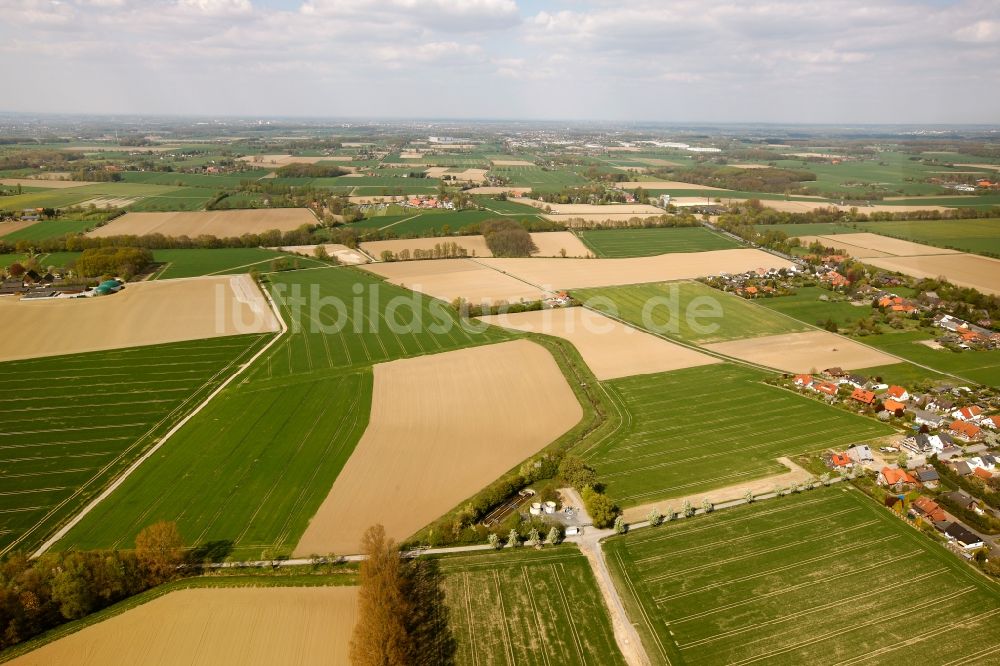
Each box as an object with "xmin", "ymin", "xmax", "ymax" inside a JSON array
[
  {"xmin": 878, "ymin": 467, "xmax": 919, "ymax": 489},
  {"xmin": 886, "ymin": 385, "xmax": 909, "ymax": 401},
  {"xmin": 882, "ymin": 399, "xmax": 907, "ymax": 415},
  {"xmin": 973, "ymin": 467, "xmax": 993, "ymax": 481},
  {"xmin": 851, "ymin": 388, "xmax": 877, "ymax": 405},
  {"xmin": 793, "ymin": 374, "xmax": 813, "ymax": 388},
  {"xmin": 814, "ymin": 381, "xmax": 839, "ymax": 397},
  {"xmin": 831, "ymin": 453, "xmax": 853, "ymax": 468},
  {"xmin": 950, "ymin": 420, "xmax": 983, "ymax": 442},
  {"xmin": 983, "ymin": 415, "xmax": 1000, "ymax": 430},
  {"xmin": 910, "ymin": 497, "xmax": 947, "ymax": 523},
  {"xmin": 952, "ymin": 405, "xmax": 983, "ymax": 421}
]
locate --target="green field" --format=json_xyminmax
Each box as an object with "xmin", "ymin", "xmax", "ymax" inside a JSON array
[
  {"xmin": 57, "ymin": 369, "xmax": 371, "ymax": 557},
  {"xmin": 606, "ymin": 487, "xmax": 1000, "ymax": 665},
  {"xmin": 576, "ymin": 281, "xmax": 810, "ymax": 345},
  {"xmin": 437, "ymin": 547, "xmax": 626, "ymax": 665},
  {"xmin": 773, "ymin": 151, "xmax": 949, "ymax": 197},
  {"xmin": 579, "ymin": 227, "xmax": 743, "ymax": 257},
  {"xmin": 255, "ymin": 267, "xmax": 513, "ymax": 378},
  {"xmin": 125, "ymin": 186, "xmax": 216, "ymax": 211},
  {"xmin": 756, "ymin": 287, "xmax": 871, "ymax": 329},
  {"xmin": 0, "ymin": 335, "xmax": 269, "ymax": 556},
  {"xmin": 857, "ymin": 330, "xmax": 1000, "ymax": 388},
  {"xmin": 0, "ymin": 183, "xmax": 184, "ymax": 212},
  {"xmin": 151, "ymin": 248, "xmax": 328, "ymax": 280},
  {"xmin": 0, "ymin": 218, "xmax": 97, "ymax": 242},
  {"xmin": 490, "ymin": 165, "xmax": 588, "ymax": 191},
  {"xmin": 477, "ymin": 197, "xmax": 548, "ymax": 215},
  {"xmin": 585, "ymin": 365, "xmax": 893, "ymax": 507},
  {"xmin": 350, "ymin": 209, "xmax": 540, "ymax": 235},
  {"xmin": 853, "ymin": 218, "xmax": 1000, "ymax": 255},
  {"xmin": 120, "ymin": 171, "xmax": 269, "ymax": 188}
]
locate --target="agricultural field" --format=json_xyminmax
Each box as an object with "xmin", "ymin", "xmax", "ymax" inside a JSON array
[
  {"xmin": 9, "ymin": 585, "xmax": 358, "ymax": 666},
  {"xmin": 606, "ymin": 487, "xmax": 1000, "ymax": 666},
  {"xmin": 119, "ymin": 170, "xmax": 269, "ymax": 188},
  {"xmin": 362, "ymin": 257, "xmax": 550, "ymax": 304},
  {"xmin": 124, "ymin": 186, "xmax": 217, "ymax": 212},
  {"xmin": 702, "ymin": 330, "xmax": 897, "ymax": 373},
  {"xmin": 576, "ymin": 280, "xmax": 810, "ymax": 345},
  {"xmin": 0, "ymin": 218, "xmax": 98, "ymax": 242},
  {"xmin": 578, "ymin": 227, "xmax": 743, "ymax": 257},
  {"xmin": 853, "ymin": 218, "xmax": 1000, "ymax": 256},
  {"xmin": 150, "ymin": 247, "xmax": 329, "ymax": 279},
  {"xmin": 87, "ymin": 208, "xmax": 317, "ymax": 238},
  {"xmin": 58, "ymin": 369, "xmax": 371, "ymax": 557},
  {"xmin": 350, "ymin": 209, "xmax": 537, "ymax": 235},
  {"xmin": 857, "ymin": 330, "xmax": 1000, "ymax": 388},
  {"xmin": 0, "ymin": 183, "xmax": 185, "ymax": 212},
  {"xmin": 754, "ymin": 222, "xmax": 859, "ymax": 237},
  {"xmin": 0, "ymin": 334, "xmax": 269, "ymax": 556},
  {"xmin": 255, "ymin": 267, "xmax": 513, "ymax": 379},
  {"xmin": 476, "ymin": 196, "xmax": 547, "ymax": 215},
  {"xmin": 436, "ymin": 547, "xmax": 627, "ymax": 666},
  {"xmin": 772, "ymin": 151, "xmax": 949, "ymax": 197},
  {"xmin": 490, "ymin": 165, "xmax": 589, "ymax": 191},
  {"xmin": 585, "ymin": 364, "xmax": 894, "ymax": 508},
  {"xmin": 756, "ymin": 286, "xmax": 873, "ymax": 329}
]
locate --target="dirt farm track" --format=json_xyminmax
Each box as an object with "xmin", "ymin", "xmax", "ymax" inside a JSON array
[
  {"xmin": 8, "ymin": 586, "xmax": 357, "ymax": 666},
  {"xmin": 0, "ymin": 275, "xmax": 279, "ymax": 362},
  {"xmin": 295, "ymin": 340, "xmax": 582, "ymax": 555},
  {"xmin": 87, "ymin": 208, "xmax": 318, "ymax": 238}
]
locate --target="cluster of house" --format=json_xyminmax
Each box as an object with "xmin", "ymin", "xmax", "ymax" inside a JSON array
[
  {"xmin": 1, "ymin": 272, "xmax": 120, "ymax": 300},
  {"xmin": 933, "ymin": 313, "xmax": 1000, "ymax": 350},
  {"xmin": 401, "ymin": 197, "xmax": 455, "ymax": 210},
  {"xmin": 794, "ymin": 370, "xmax": 996, "ymax": 445},
  {"xmin": 908, "ymin": 494, "xmax": 986, "ymax": 550},
  {"xmin": 702, "ymin": 266, "xmax": 800, "ymax": 298},
  {"xmin": 943, "ymin": 178, "xmax": 996, "ymax": 193}
]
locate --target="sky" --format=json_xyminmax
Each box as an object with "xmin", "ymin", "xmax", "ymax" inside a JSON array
[{"xmin": 3, "ymin": 0, "xmax": 999, "ymax": 124}]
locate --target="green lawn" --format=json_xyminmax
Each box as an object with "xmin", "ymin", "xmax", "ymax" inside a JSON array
[
  {"xmin": 579, "ymin": 227, "xmax": 743, "ymax": 257},
  {"xmin": 151, "ymin": 248, "xmax": 328, "ymax": 280},
  {"xmin": 585, "ymin": 365, "xmax": 893, "ymax": 507},
  {"xmin": 756, "ymin": 287, "xmax": 870, "ymax": 329},
  {"xmin": 57, "ymin": 370, "xmax": 371, "ymax": 557},
  {"xmin": 0, "ymin": 335, "xmax": 269, "ymax": 556},
  {"xmin": 858, "ymin": 330, "xmax": 1000, "ymax": 388},
  {"xmin": 853, "ymin": 218, "xmax": 1000, "ymax": 255},
  {"xmin": 575, "ymin": 281, "xmax": 810, "ymax": 345},
  {"xmin": 255, "ymin": 267, "xmax": 513, "ymax": 378},
  {"xmin": 437, "ymin": 546, "xmax": 626, "ymax": 665},
  {"xmin": 606, "ymin": 487, "xmax": 1000, "ymax": 666}
]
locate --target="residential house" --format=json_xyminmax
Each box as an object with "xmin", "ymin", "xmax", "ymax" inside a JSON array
[
  {"xmin": 830, "ymin": 453, "xmax": 853, "ymax": 468},
  {"xmin": 943, "ymin": 490, "xmax": 978, "ymax": 511},
  {"xmin": 886, "ymin": 385, "xmax": 909, "ymax": 401},
  {"xmin": 843, "ymin": 374, "xmax": 867, "ymax": 388},
  {"xmin": 813, "ymin": 381, "xmax": 839, "ymax": 397},
  {"xmin": 968, "ymin": 456, "xmax": 996, "ymax": 472},
  {"xmin": 903, "ymin": 433, "xmax": 932, "ymax": 454},
  {"xmin": 882, "ymin": 399, "xmax": 906, "ymax": 415},
  {"xmin": 944, "ymin": 523, "xmax": 985, "ymax": 550},
  {"xmin": 846, "ymin": 444, "xmax": 874, "ymax": 464},
  {"xmin": 981, "ymin": 415, "xmax": 1000, "ymax": 430},
  {"xmin": 851, "ymin": 388, "xmax": 877, "ymax": 406},
  {"xmin": 911, "ymin": 496, "xmax": 946, "ymax": 522},
  {"xmin": 878, "ymin": 467, "xmax": 918, "ymax": 490},
  {"xmin": 914, "ymin": 466, "xmax": 940, "ymax": 489},
  {"xmin": 908, "ymin": 409, "xmax": 945, "ymax": 428},
  {"xmin": 973, "ymin": 467, "xmax": 993, "ymax": 482},
  {"xmin": 793, "ymin": 374, "xmax": 813, "ymax": 388},
  {"xmin": 952, "ymin": 405, "xmax": 983, "ymax": 421},
  {"xmin": 950, "ymin": 420, "xmax": 983, "ymax": 442},
  {"xmin": 824, "ymin": 367, "xmax": 845, "ymax": 378},
  {"xmin": 951, "ymin": 461, "xmax": 974, "ymax": 477}
]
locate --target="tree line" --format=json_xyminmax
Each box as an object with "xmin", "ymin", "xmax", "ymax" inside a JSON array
[{"xmin": 0, "ymin": 522, "xmax": 185, "ymax": 650}]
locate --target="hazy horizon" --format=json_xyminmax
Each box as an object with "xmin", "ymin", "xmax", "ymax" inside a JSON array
[{"xmin": 4, "ymin": 0, "xmax": 999, "ymax": 124}]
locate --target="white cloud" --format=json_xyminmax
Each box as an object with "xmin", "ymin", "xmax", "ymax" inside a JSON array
[{"xmin": 177, "ymin": 0, "xmax": 252, "ymax": 16}]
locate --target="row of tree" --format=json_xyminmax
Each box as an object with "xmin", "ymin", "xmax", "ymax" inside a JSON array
[{"xmin": 0, "ymin": 522, "xmax": 184, "ymax": 650}]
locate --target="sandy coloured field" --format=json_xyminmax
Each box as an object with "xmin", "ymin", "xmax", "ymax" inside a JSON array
[
  {"xmin": 864, "ymin": 254, "xmax": 1000, "ymax": 295},
  {"xmin": 793, "ymin": 235, "xmax": 895, "ymax": 258},
  {"xmin": 10, "ymin": 586, "xmax": 357, "ymax": 666},
  {"xmin": 480, "ymin": 308, "xmax": 719, "ymax": 380},
  {"xmin": 730, "ymin": 164, "xmax": 773, "ymax": 169},
  {"xmin": 703, "ymin": 330, "xmax": 897, "ymax": 373},
  {"xmin": 62, "ymin": 145, "xmax": 181, "ymax": 153},
  {"xmin": 633, "ymin": 158, "xmax": 680, "ymax": 167},
  {"xmin": 464, "ymin": 186, "xmax": 532, "ymax": 195},
  {"xmin": 784, "ymin": 152, "xmax": 845, "ymax": 159},
  {"xmin": 491, "ymin": 159, "xmax": 535, "ymax": 166},
  {"xmin": 0, "ymin": 275, "xmax": 278, "ymax": 362},
  {"xmin": 0, "ymin": 178, "xmax": 93, "ymax": 189},
  {"xmin": 362, "ymin": 232, "xmax": 590, "ymax": 260},
  {"xmin": 477, "ymin": 249, "xmax": 794, "ymax": 290},
  {"xmin": 295, "ymin": 340, "xmax": 582, "ymax": 554},
  {"xmin": 510, "ymin": 197, "xmax": 664, "ymax": 216},
  {"xmin": 612, "ymin": 181, "xmax": 725, "ymax": 191},
  {"xmin": 362, "ymin": 258, "xmax": 550, "ymax": 303},
  {"xmin": 0, "ymin": 220, "xmax": 39, "ymax": 237},
  {"xmin": 543, "ymin": 213, "xmax": 666, "ymax": 224},
  {"xmin": 756, "ymin": 200, "xmax": 953, "ymax": 215},
  {"xmin": 237, "ymin": 154, "xmax": 347, "ymax": 166},
  {"xmin": 795, "ymin": 232, "xmax": 959, "ymax": 258},
  {"xmin": 88, "ymin": 208, "xmax": 317, "ymax": 238},
  {"xmin": 274, "ymin": 244, "xmax": 369, "ymax": 264},
  {"xmin": 953, "ymin": 163, "xmax": 1000, "ymax": 171},
  {"xmin": 78, "ymin": 196, "xmax": 139, "ymax": 208}
]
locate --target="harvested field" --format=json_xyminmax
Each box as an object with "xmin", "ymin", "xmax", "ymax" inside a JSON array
[
  {"xmin": 703, "ymin": 330, "xmax": 898, "ymax": 372},
  {"xmin": 87, "ymin": 208, "xmax": 317, "ymax": 238},
  {"xmin": 528, "ymin": 231, "xmax": 593, "ymax": 257},
  {"xmin": 10, "ymin": 586, "xmax": 357, "ymax": 666},
  {"xmin": 237, "ymin": 154, "xmax": 346, "ymax": 166},
  {"xmin": 361, "ymin": 232, "xmax": 589, "ymax": 260},
  {"xmin": 758, "ymin": 200, "xmax": 952, "ymax": 214},
  {"xmin": 275, "ymin": 244, "xmax": 369, "ymax": 264},
  {"xmin": 607, "ymin": 488, "xmax": 1000, "ymax": 666},
  {"xmin": 0, "ymin": 178, "xmax": 92, "ymax": 189},
  {"xmin": 480, "ymin": 308, "xmax": 719, "ymax": 380},
  {"xmin": 793, "ymin": 235, "xmax": 895, "ymax": 258},
  {"xmin": 794, "ymin": 232, "xmax": 961, "ymax": 257},
  {"xmin": 295, "ymin": 340, "xmax": 582, "ymax": 554},
  {"xmin": 362, "ymin": 258, "xmax": 550, "ymax": 303},
  {"xmin": 634, "ymin": 158, "xmax": 680, "ymax": 167},
  {"xmin": 954, "ymin": 163, "xmax": 1000, "ymax": 171},
  {"xmin": 865, "ymin": 254, "xmax": 1000, "ymax": 295},
  {"xmin": 0, "ymin": 275, "xmax": 278, "ymax": 362},
  {"xmin": 490, "ymin": 159, "xmax": 535, "ymax": 166},
  {"xmin": 462, "ymin": 186, "xmax": 531, "ymax": 195},
  {"xmin": 544, "ymin": 213, "xmax": 665, "ymax": 224},
  {"xmin": 510, "ymin": 197, "xmax": 664, "ymax": 216},
  {"xmin": 613, "ymin": 181, "xmax": 725, "ymax": 191},
  {"xmin": 478, "ymin": 249, "xmax": 793, "ymax": 290}
]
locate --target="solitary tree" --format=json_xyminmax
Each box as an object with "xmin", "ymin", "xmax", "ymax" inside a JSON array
[
  {"xmin": 506, "ymin": 529, "xmax": 520, "ymax": 548},
  {"xmin": 546, "ymin": 526, "xmax": 561, "ymax": 545},
  {"xmin": 613, "ymin": 516, "xmax": 627, "ymax": 535},
  {"xmin": 682, "ymin": 499, "xmax": 694, "ymax": 518},
  {"xmin": 135, "ymin": 521, "xmax": 185, "ymax": 586},
  {"xmin": 350, "ymin": 525, "xmax": 413, "ymax": 666},
  {"xmin": 647, "ymin": 507, "xmax": 663, "ymax": 526},
  {"xmin": 487, "ymin": 533, "xmax": 501, "ymax": 550},
  {"xmin": 744, "ymin": 489, "xmax": 754, "ymax": 504},
  {"xmin": 701, "ymin": 498, "xmax": 714, "ymax": 514}
]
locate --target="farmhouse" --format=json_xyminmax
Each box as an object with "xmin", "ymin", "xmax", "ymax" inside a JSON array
[{"xmin": 793, "ymin": 374, "xmax": 813, "ymax": 387}]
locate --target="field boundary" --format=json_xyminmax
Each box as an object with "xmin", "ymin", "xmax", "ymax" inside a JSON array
[{"xmin": 32, "ymin": 279, "xmax": 288, "ymax": 557}]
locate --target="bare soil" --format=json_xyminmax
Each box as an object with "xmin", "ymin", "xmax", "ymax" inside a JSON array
[
  {"xmin": 703, "ymin": 330, "xmax": 897, "ymax": 372},
  {"xmin": 88, "ymin": 209, "xmax": 317, "ymax": 238}
]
